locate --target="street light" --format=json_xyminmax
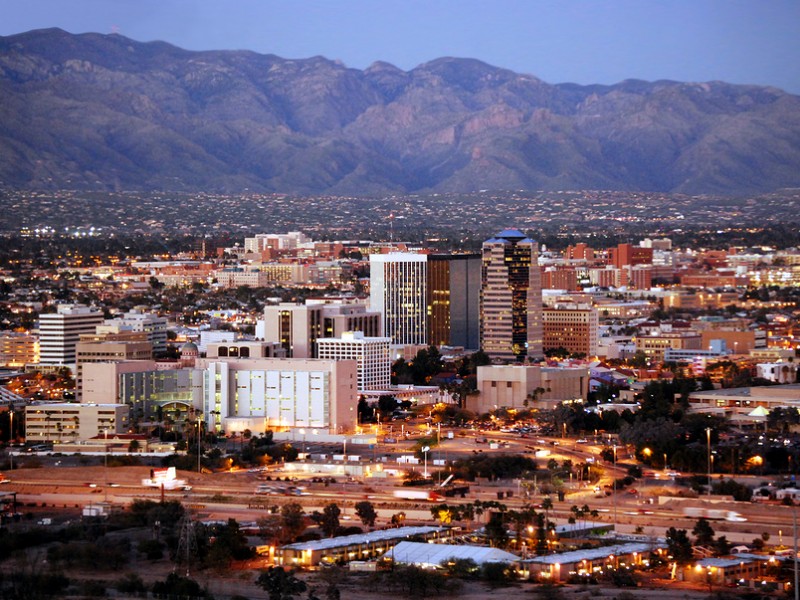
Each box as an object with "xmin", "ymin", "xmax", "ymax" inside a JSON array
[
  {"xmin": 422, "ymin": 446, "xmax": 430, "ymax": 478},
  {"xmin": 197, "ymin": 417, "xmax": 203, "ymax": 473},
  {"xmin": 612, "ymin": 445, "xmax": 618, "ymax": 536},
  {"xmin": 8, "ymin": 410, "xmax": 13, "ymax": 472},
  {"xmin": 706, "ymin": 427, "xmax": 712, "ymax": 496}
]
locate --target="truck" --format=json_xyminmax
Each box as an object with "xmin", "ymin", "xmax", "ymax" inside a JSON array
[
  {"xmin": 682, "ymin": 506, "xmax": 747, "ymax": 522},
  {"xmin": 142, "ymin": 467, "xmax": 188, "ymax": 491},
  {"xmin": 392, "ymin": 489, "xmax": 444, "ymax": 502}
]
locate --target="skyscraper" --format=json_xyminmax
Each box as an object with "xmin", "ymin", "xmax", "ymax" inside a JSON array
[
  {"xmin": 480, "ymin": 229, "xmax": 543, "ymax": 361},
  {"xmin": 427, "ymin": 254, "xmax": 481, "ymax": 349},
  {"xmin": 38, "ymin": 304, "xmax": 104, "ymax": 368},
  {"xmin": 369, "ymin": 253, "xmax": 428, "ymax": 345}
]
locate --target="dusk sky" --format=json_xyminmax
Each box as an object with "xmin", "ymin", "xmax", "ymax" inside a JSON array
[{"xmin": 2, "ymin": 0, "xmax": 799, "ymax": 94}]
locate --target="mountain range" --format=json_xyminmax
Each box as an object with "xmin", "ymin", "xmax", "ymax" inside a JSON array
[{"xmin": 1, "ymin": 28, "xmax": 799, "ymax": 196}]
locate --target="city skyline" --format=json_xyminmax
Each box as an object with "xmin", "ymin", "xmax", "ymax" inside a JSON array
[{"xmin": 1, "ymin": 0, "xmax": 799, "ymax": 94}]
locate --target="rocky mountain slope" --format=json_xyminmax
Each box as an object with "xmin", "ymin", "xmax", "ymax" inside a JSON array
[{"xmin": 1, "ymin": 28, "xmax": 798, "ymax": 195}]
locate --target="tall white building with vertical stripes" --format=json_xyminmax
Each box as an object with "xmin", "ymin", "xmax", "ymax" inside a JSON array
[
  {"xmin": 369, "ymin": 253, "xmax": 428, "ymax": 345},
  {"xmin": 317, "ymin": 332, "xmax": 392, "ymax": 391},
  {"xmin": 38, "ymin": 304, "xmax": 104, "ymax": 367}
]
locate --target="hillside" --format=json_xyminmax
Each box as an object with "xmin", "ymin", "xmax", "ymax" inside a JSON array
[{"xmin": 1, "ymin": 28, "xmax": 799, "ymax": 195}]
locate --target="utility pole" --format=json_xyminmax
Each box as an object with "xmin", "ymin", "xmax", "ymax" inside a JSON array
[
  {"xmin": 794, "ymin": 507, "xmax": 798, "ymax": 600},
  {"xmin": 706, "ymin": 427, "xmax": 712, "ymax": 496},
  {"xmin": 612, "ymin": 444, "xmax": 617, "ymax": 537}
]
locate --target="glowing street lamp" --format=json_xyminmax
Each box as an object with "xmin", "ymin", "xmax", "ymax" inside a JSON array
[{"xmin": 422, "ymin": 446, "xmax": 430, "ymax": 478}]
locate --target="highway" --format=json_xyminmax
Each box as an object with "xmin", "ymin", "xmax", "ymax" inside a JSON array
[{"xmin": 2, "ymin": 429, "xmax": 794, "ymax": 546}]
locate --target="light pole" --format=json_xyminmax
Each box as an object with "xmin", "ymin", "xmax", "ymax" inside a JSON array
[
  {"xmin": 612, "ymin": 444, "xmax": 618, "ymax": 536},
  {"xmin": 197, "ymin": 418, "xmax": 203, "ymax": 473},
  {"xmin": 706, "ymin": 427, "xmax": 712, "ymax": 496},
  {"xmin": 8, "ymin": 410, "xmax": 13, "ymax": 472},
  {"xmin": 104, "ymin": 429, "xmax": 108, "ymax": 501},
  {"xmin": 422, "ymin": 446, "xmax": 430, "ymax": 478}
]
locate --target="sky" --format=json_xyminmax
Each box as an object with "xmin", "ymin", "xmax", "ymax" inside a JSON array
[{"xmin": 1, "ymin": 0, "xmax": 799, "ymax": 94}]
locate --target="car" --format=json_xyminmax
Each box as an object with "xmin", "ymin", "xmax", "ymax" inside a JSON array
[{"xmin": 576, "ymin": 438, "xmax": 588, "ymax": 444}]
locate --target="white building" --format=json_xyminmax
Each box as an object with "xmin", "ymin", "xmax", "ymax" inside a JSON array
[
  {"xmin": 757, "ymin": 362, "xmax": 798, "ymax": 384},
  {"xmin": 369, "ymin": 253, "xmax": 428, "ymax": 345},
  {"xmin": 38, "ymin": 304, "xmax": 104, "ymax": 367},
  {"xmin": 100, "ymin": 309, "xmax": 168, "ymax": 354},
  {"xmin": 198, "ymin": 330, "xmax": 237, "ymax": 353},
  {"xmin": 196, "ymin": 357, "xmax": 359, "ymax": 434},
  {"xmin": 317, "ymin": 332, "xmax": 391, "ymax": 391}
]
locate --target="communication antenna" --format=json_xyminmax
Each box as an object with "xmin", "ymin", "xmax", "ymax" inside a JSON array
[
  {"xmin": 389, "ymin": 212, "xmax": 395, "ymax": 249},
  {"xmin": 175, "ymin": 509, "xmax": 197, "ymax": 576}
]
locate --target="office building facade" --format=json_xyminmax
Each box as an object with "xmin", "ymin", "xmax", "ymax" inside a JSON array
[
  {"xmin": 542, "ymin": 303, "xmax": 599, "ymax": 358},
  {"xmin": 38, "ymin": 304, "xmax": 104, "ymax": 367},
  {"xmin": 370, "ymin": 253, "xmax": 428, "ymax": 345},
  {"xmin": 427, "ymin": 254, "xmax": 481, "ymax": 349},
  {"xmin": 480, "ymin": 230, "xmax": 543, "ymax": 361},
  {"xmin": 317, "ymin": 332, "xmax": 392, "ymax": 391}
]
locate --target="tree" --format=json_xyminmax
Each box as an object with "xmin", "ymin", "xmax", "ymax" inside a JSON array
[
  {"xmin": 317, "ymin": 503, "xmax": 341, "ymax": 538},
  {"xmin": 354, "ymin": 501, "xmax": 377, "ymax": 528},
  {"xmin": 715, "ymin": 535, "xmax": 732, "ymax": 556},
  {"xmin": 256, "ymin": 567, "xmax": 307, "ymax": 600},
  {"xmin": 280, "ymin": 503, "xmax": 307, "ymax": 543},
  {"xmin": 484, "ymin": 512, "xmax": 509, "ymax": 548},
  {"xmin": 692, "ymin": 517, "xmax": 715, "ymax": 546},
  {"xmin": 152, "ymin": 573, "xmax": 210, "ymax": 599},
  {"xmin": 377, "ymin": 395, "xmax": 398, "ymax": 420},
  {"xmin": 665, "ymin": 527, "xmax": 694, "ymax": 563}
]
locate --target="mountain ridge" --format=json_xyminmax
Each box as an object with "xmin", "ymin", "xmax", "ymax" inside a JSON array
[{"xmin": 1, "ymin": 28, "xmax": 798, "ymax": 195}]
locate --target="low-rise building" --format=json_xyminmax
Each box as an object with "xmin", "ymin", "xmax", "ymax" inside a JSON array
[{"xmin": 25, "ymin": 402, "xmax": 129, "ymax": 444}]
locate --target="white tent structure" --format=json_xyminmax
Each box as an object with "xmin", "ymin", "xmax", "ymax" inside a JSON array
[{"xmin": 383, "ymin": 541, "xmax": 518, "ymax": 568}]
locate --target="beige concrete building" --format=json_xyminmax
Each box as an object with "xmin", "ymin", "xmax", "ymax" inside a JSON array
[
  {"xmin": 687, "ymin": 384, "xmax": 800, "ymax": 427},
  {"xmin": 470, "ymin": 364, "xmax": 589, "ymax": 413},
  {"xmin": 0, "ymin": 331, "xmax": 39, "ymax": 367},
  {"xmin": 263, "ymin": 301, "xmax": 381, "ymax": 358},
  {"xmin": 75, "ymin": 334, "xmax": 153, "ymax": 400},
  {"xmin": 635, "ymin": 331, "xmax": 702, "ymax": 362},
  {"xmin": 700, "ymin": 330, "xmax": 759, "ymax": 354},
  {"xmin": 25, "ymin": 402, "xmax": 129, "ymax": 444},
  {"xmin": 206, "ymin": 340, "xmax": 286, "ymax": 359}
]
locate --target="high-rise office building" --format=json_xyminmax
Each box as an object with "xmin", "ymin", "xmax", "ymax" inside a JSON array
[
  {"xmin": 427, "ymin": 254, "xmax": 481, "ymax": 349},
  {"xmin": 38, "ymin": 304, "xmax": 104, "ymax": 367},
  {"xmin": 317, "ymin": 332, "xmax": 392, "ymax": 391},
  {"xmin": 480, "ymin": 229, "xmax": 543, "ymax": 361},
  {"xmin": 263, "ymin": 301, "xmax": 381, "ymax": 358},
  {"xmin": 369, "ymin": 253, "xmax": 428, "ymax": 345}
]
